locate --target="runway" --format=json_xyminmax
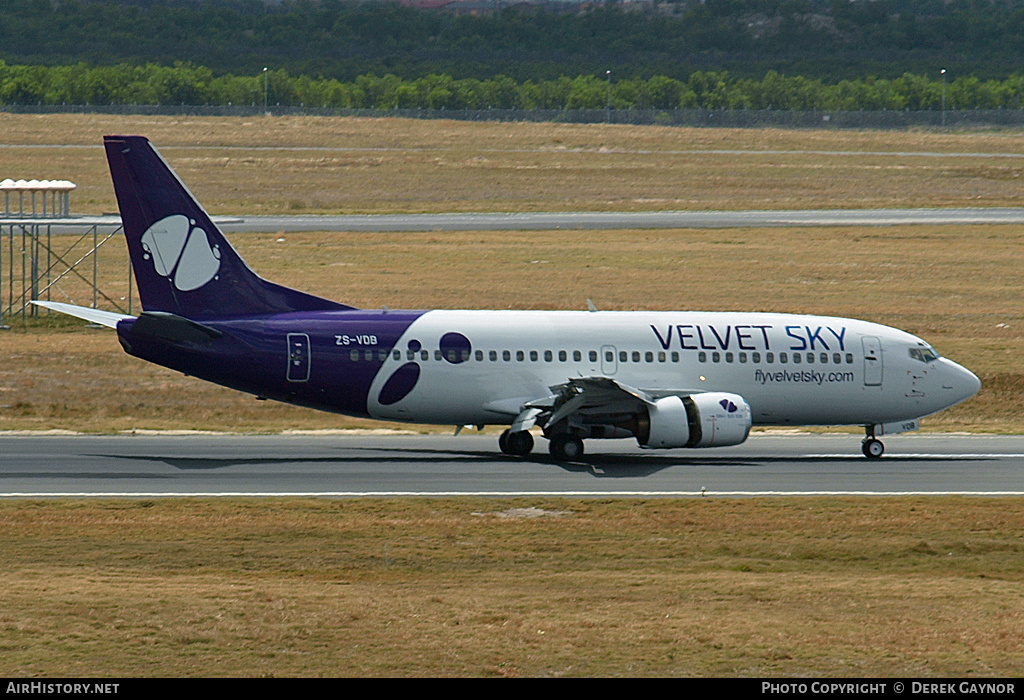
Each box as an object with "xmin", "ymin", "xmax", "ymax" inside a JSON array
[
  {"xmin": 19, "ymin": 208, "xmax": 1024, "ymax": 236},
  {"xmin": 2, "ymin": 433, "xmax": 1023, "ymax": 497},
  {"xmin": 220, "ymin": 207, "xmax": 1024, "ymax": 233}
]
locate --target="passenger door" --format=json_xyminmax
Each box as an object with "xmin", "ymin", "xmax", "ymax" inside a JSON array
[
  {"xmin": 862, "ymin": 336, "xmax": 882, "ymax": 386},
  {"xmin": 287, "ymin": 333, "xmax": 311, "ymax": 382}
]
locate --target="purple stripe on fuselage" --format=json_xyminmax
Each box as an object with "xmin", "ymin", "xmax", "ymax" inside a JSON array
[{"xmin": 117, "ymin": 309, "xmax": 427, "ymax": 418}]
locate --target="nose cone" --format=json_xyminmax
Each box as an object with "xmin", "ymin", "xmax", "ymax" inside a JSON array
[{"xmin": 940, "ymin": 358, "xmax": 981, "ymax": 407}]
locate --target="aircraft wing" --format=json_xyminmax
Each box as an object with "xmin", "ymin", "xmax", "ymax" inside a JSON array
[
  {"xmin": 31, "ymin": 301, "xmax": 135, "ymax": 329},
  {"xmin": 511, "ymin": 376, "xmax": 693, "ymax": 432}
]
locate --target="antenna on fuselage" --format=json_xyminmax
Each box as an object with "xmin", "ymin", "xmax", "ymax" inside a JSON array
[{"xmin": 587, "ymin": 299, "xmax": 598, "ymax": 312}]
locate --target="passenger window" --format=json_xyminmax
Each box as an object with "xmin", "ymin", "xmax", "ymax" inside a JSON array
[
  {"xmin": 712, "ymin": 352, "xmax": 721, "ymax": 363},
  {"xmin": 619, "ymin": 351, "xmax": 627, "ymax": 363},
  {"xmin": 780, "ymin": 352, "xmax": 788, "ymax": 363},
  {"xmin": 632, "ymin": 351, "xmax": 641, "ymax": 363},
  {"xmin": 516, "ymin": 350, "xmax": 524, "ymax": 361},
  {"xmin": 407, "ymin": 350, "xmax": 416, "ymax": 360},
  {"xmin": 698, "ymin": 351, "xmax": 707, "ymax": 363},
  {"xmin": 752, "ymin": 352, "xmax": 761, "ymax": 363},
  {"xmin": 605, "ymin": 351, "xmax": 614, "ymax": 362},
  {"xmin": 559, "ymin": 350, "xmax": 567, "ymax": 362},
  {"xmin": 833, "ymin": 353, "xmax": 841, "ymax": 364},
  {"xmin": 393, "ymin": 350, "xmax": 401, "ymax": 360},
  {"xmin": 544, "ymin": 350, "xmax": 552, "ymax": 362},
  {"xmin": 530, "ymin": 350, "xmax": 538, "ymax": 361},
  {"xmin": 574, "ymin": 350, "xmax": 582, "ymax": 362},
  {"xmin": 475, "ymin": 350, "xmax": 483, "ymax": 361},
  {"xmin": 489, "ymin": 350, "xmax": 497, "ymax": 361},
  {"xmin": 820, "ymin": 353, "xmax": 828, "ymax": 364},
  {"xmin": 365, "ymin": 350, "xmax": 374, "ymax": 361},
  {"xmin": 845, "ymin": 353, "xmax": 853, "ymax": 363},
  {"xmin": 725, "ymin": 352, "xmax": 733, "ymax": 363},
  {"xmin": 671, "ymin": 352, "xmax": 679, "ymax": 362},
  {"xmin": 503, "ymin": 350, "xmax": 511, "ymax": 361},
  {"xmin": 421, "ymin": 350, "xmax": 429, "ymax": 361},
  {"xmin": 350, "ymin": 349, "xmax": 360, "ymax": 361},
  {"xmin": 793, "ymin": 353, "xmax": 801, "ymax": 364},
  {"xmin": 658, "ymin": 352, "xmax": 666, "ymax": 362},
  {"xmin": 766, "ymin": 352, "xmax": 774, "ymax": 363},
  {"xmin": 739, "ymin": 352, "xmax": 747, "ymax": 363},
  {"xmin": 590, "ymin": 350, "xmax": 598, "ymax": 362}
]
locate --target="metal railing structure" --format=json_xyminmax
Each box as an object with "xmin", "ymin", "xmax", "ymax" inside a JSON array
[
  {"xmin": 0, "ymin": 215, "xmax": 131, "ymax": 329},
  {"xmin": 2, "ymin": 179, "xmax": 76, "ymax": 218},
  {"xmin": 0, "ymin": 175, "xmax": 147, "ymax": 329}
]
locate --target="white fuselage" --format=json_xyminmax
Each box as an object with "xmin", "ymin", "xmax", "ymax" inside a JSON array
[{"xmin": 365, "ymin": 310, "xmax": 980, "ymax": 428}]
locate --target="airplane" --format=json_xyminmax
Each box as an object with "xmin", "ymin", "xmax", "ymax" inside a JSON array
[{"xmin": 35, "ymin": 135, "xmax": 981, "ymax": 461}]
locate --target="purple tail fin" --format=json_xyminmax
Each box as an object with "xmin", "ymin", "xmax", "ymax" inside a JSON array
[{"xmin": 105, "ymin": 135, "xmax": 352, "ymax": 319}]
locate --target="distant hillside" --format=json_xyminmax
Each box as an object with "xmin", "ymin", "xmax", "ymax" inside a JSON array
[{"xmin": 1, "ymin": 0, "xmax": 1023, "ymax": 82}]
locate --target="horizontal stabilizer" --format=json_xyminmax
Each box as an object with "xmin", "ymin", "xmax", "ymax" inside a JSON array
[{"xmin": 31, "ymin": 301, "xmax": 134, "ymax": 329}]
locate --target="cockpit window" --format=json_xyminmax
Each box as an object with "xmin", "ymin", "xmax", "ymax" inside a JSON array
[{"xmin": 909, "ymin": 346, "xmax": 939, "ymax": 363}]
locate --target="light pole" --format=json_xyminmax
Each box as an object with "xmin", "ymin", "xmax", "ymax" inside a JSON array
[
  {"xmin": 606, "ymin": 69, "xmax": 611, "ymax": 123},
  {"xmin": 940, "ymin": 68, "xmax": 946, "ymax": 128},
  {"xmin": 263, "ymin": 67, "xmax": 269, "ymax": 115}
]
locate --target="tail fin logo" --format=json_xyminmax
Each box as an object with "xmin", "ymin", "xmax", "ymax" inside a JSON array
[{"xmin": 140, "ymin": 214, "xmax": 221, "ymax": 292}]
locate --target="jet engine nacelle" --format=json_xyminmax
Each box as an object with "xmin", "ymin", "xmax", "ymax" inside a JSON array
[{"xmin": 639, "ymin": 392, "xmax": 752, "ymax": 449}]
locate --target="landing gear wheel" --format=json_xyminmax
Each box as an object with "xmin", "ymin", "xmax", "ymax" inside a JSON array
[
  {"xmin": 862, "ymin": 438, "xmax": 884, "ymax": 459},
  {"xmin": 549, "ymin": 436, "xmax": 585, "ymax": 462},
  {"xmin": 503, "ymin": 430, "xmax": 534, "ymax": 456}
]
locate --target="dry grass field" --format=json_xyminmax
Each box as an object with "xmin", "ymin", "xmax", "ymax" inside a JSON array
[
  {"xmin": 1, "ymin": 497, "xmax": 1023, "ymax": 677},
  {"xmin": 3, "ymin": 113, "xmax": 1024, "ymax": 214},
  {"xmin": 2, "ymin": 115, "xmax": 1024, "ymax": 677}
]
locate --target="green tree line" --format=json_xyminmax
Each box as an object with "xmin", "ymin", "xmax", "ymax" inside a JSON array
[
  {"xmin": 3, "ymin": 0, "xmax": 1024, "ymax": 83},
  {"xmin": 3, "ymin": 61, "xmax": 1024, "ymax": 111}
]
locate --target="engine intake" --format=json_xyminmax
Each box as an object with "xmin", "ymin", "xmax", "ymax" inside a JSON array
[{"xmin": 638, "ymin": 392, "xmax": 751, "ymax": 449}]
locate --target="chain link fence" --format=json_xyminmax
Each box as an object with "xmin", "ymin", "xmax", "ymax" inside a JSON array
[{"xmin": 4, "ymin": 104, "xmax": 1024, "ymax": 128}]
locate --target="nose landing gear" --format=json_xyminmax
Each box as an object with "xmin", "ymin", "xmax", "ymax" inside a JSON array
[
  {"xmin": 862, "ymin": 438, "xmax": 884, "ymax": 458},
  {"xmin": 862, "ymin": 426, "xmax": 885, "ymax": 459}
]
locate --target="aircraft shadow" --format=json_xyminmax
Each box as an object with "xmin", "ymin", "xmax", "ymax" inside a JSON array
[
  {"xmin": 425, "ymin": 450, "xmax": 994, "ymax": 477},
  {"xmin": 81, "ymin": 449, "xmax": 994, "ymax": 479}
]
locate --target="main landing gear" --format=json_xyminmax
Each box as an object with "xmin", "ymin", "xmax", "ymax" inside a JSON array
[
  {"xmin": 498, "ymin": 429, "xmax": 585, "ymax": 461},
  {"xmin": 548, "ymin": 435, "xmax": 585, "ymax": 462},
  {"xmin": 498, "ymin": 429, "xmax": 534, "ymax": 457}
]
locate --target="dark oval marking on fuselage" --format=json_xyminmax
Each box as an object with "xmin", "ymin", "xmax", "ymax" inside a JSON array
[{"xmin": 378, "ymin": 362, "xmax": 421, "ymax": 405}]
